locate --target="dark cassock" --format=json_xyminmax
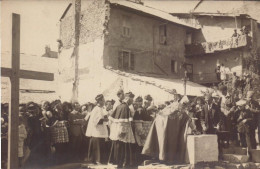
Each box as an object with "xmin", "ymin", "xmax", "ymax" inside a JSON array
[
  {"xmin": 85, "ymin": 94, "xmax": 109, "ymax": 164},
  {"xmin": 142, "ymin": 102, "xmax": 194, "ymax": 164},
  {"xmin": 108, "ymin": 96, "xmax": 135, "ymax": 168}
]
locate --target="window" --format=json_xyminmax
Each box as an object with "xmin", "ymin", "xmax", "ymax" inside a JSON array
[
  {"xmin": 118, "ymin": 50, "xmax": 134, "ymax": 70},
  {"xmin": 122, "ymin": 26, "xmax": 130, "ymax": 37},
  {"xmin": 171, "ymin": 60, "xmax": 178, "ymax": 73},
  {"xmin": 185, "ymin": 32, "xmax": 192, "ymax": 45},
  {"xmin": 159, "ymin": 24, "xmax": 167, "ymax": 45},
  {"xmin": 122, "ymin": 15, "xmax": 131, "ymax": 37}
]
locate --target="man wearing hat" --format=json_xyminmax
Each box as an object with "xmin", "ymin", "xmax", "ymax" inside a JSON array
[
  {"xmin": 245, "ymin": 91, "xmax": 260, "ymax": 147},
  {"xmin": 132, "ymin": 96, "xmax": 153, "ymax": 166},
  {"xmin": 113, "ymin": 89, "xmax": 125, "ymax": 112},
  {"xmin": 127, "ymin": 92, "xmax": 135, "ymax": 117},
  {"xmin": 108, "ymin": 92, "xmax": 135, "ymax": 168},
  {"xmin": 143, "ymin": 94, "xmax": 155, "ymax": 120},
  {"xmin": 201, "ymin": 93, "xmax": 221, "ymax": 134},
  {"xmin": 85, "ymin": 94, "xmax": 109, "ymax": 164},
  {"xmin": 236, "ymin": 97, "xmax": 257, "ymax": 159}
]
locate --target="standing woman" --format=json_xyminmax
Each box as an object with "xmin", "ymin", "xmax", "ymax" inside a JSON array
[
  {"xmin": 68, "ymin": 102, "xmax": 85, "ymax": 161},
  {"xmin": 86, "ymin": 94, "xmax": 109, "ymax": 164},
  {"xmin": 50, "ymin": 101, "xmax": 69, "ymax": 164}
]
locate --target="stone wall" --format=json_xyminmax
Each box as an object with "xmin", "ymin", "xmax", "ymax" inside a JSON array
[{"xmin": 103, "ymin": 6, "xmax": 190, "ymax": 78}]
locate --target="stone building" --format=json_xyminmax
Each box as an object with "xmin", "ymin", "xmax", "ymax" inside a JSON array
[
  {"xmin": 58, "ymin": 0, "xmax": 209, "ymax": 103},
  {"xmin": 146, "ymin": 1, "xmax": 260, "ymax": 84}
]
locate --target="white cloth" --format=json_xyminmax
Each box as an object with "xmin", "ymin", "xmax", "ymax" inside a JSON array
[
  {"xmin": 18, "ymin": 124, "xmax": 27, "ymax": 157},
  {"xmin": 129, "ymin": 104, "xmax": 135, "ymax": 117},
  {"xmin": 220, "ymin": 66, "xmax": 226, "ymax": 80},
  {"xmin": 85, "ymin": 106, "xmax": 109, "ymax": 138},
  {"xmin": 109, "ymin": 118, "xmax": 135, "ymax": 143}
]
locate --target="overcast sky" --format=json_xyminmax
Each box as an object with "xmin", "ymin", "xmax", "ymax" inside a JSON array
[{"xmin": 1, "ymin": 0, "xmax": 71, "ymax": 56}]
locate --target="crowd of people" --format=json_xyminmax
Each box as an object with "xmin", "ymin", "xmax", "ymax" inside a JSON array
[{"xmin": 1, "ymin": 72, "xmax": 260, "ymax": 169}]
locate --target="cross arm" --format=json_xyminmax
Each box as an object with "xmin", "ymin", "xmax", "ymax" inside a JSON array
[{"xmin": 1, "ymin": 67, "xmax": 54, "ymax": 81}]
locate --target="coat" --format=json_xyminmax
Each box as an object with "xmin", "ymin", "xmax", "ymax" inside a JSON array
[{"xmin": 201, "ymin": 103, "xmax": 221, "ymax": 134}]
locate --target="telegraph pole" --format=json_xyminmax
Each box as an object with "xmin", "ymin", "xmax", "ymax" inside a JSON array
[{"xmin": 72, "ymin": 0, "xmax": 81, "ymax": 102}]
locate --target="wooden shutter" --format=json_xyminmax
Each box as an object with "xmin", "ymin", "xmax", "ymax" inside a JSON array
[
  {"xmin": 118, "ymin": 51, "xmax": 123, "ymax": 69},
  {"xmin": 130, "ymin": 53, "xmax": 135, "ymax": 70}
]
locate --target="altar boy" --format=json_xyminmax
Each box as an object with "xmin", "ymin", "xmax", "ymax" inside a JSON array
[{"xmin": 86, "ymin": 94, "xmax": 109, "ymax": 164}]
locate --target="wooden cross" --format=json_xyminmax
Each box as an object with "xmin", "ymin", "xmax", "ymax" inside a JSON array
[{"xmin": 1, "ymin": 13, "xmax": 54, "ymax": 169}]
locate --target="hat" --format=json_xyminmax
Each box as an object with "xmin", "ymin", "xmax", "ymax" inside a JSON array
[
  {"xmin": 125, "ymin": 92, "xmax": 135, "ymax": 98},
  {"xmin": 106, "ymin": 99, "xmax": 115, "ymax": 105},
  {"xmin": 219, "ymin": 85, "xmax": 227, "ymax": 92},
  {"xmin": 135, "ymin": 96, "xmax": 143, "ymax": 103},
  {"xmin": 144, "ymin": 94, "xmax": 153, "ymax": 101},
  {"xmin": 170, "ymin": 89, "xmax": 177, "ymax": 94},
  {"xmin": 95, "ymin": 94, "xmax": 104, "ymax": 102},
  {"xmin": 236, "ymin": 99, "xmax": 247, "ymax": 106},
  {"xmin": 117, "ymin": 89, "xmax": 124, "ymax": 96}
]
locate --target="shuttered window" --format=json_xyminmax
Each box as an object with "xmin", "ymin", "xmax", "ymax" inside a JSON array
[
  {"xmin": 159, "ymin": 24, "xmax": 167, "ymax": 45},
  {"xmin": 118, "ymin": 50, "xmax": 134, "ymax": 70}
]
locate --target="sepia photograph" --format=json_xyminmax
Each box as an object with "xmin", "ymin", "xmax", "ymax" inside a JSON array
[{"xmin": 1, "ymin": 0, "xmax": 260, "ymax": 169}]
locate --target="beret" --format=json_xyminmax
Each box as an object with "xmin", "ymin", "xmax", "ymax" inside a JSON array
[
  {"xmin": 106, "ymin": 99, "xmax": 115, "ymax": 105},
  {"xmin": 135, "ymin": 96, "xmax": 143, "ymax": 102},
  {"xmin": 95, "ymin": 94, "xmax": 104, "ymax": 102},
  {"xmin": 144, "ymin": 94, "xmax": 153, "ymax": 101},
  {"xmin": 117, "ymin": 89, "xmax": 124, "ymax": 96},
  {"xmin": 125, "ymin": 92, "xmax": 135, "ymax": 98}
]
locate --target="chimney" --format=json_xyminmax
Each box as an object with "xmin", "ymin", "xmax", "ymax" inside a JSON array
[{"xmin": 45, "ymin": 45, "xmax": 51, "ymax": 53}]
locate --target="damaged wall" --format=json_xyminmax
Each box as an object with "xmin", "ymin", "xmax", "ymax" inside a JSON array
[{"xmin": 58, "ymin": 0, "xmax": 109, "ymax": 102}]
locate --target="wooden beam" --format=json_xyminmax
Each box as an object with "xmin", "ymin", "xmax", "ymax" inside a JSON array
[
  {"xmin": 1, "ymin": 67, "xmax": 12, "ymax": 77},
  {"xmin": 1, "ymin": 67, "xmax": 54, "ymax": 81},
  {"xmin": 20, "ymin": 69, "xmax": 54, "ymax": 81},
  {"xmin": 8, "ymin": 13, "xmax": 20, "ymax": 169}
]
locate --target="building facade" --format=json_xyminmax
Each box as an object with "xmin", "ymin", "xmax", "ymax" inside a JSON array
[{"xmin": 58, "ymin": 0, "xmax": 208, "ymax": 103}]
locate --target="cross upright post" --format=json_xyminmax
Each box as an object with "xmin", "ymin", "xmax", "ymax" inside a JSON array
[
  {"xmin": 1, "ymin": 13, "xmax": 54, "ymax": 169},
  {"xmin": 8, "ymin": 13, "xmax": 20, "ymax": 169}
]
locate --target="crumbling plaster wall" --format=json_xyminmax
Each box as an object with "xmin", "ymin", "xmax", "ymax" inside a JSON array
[{"xmin": 58, "ymin": 0, "xmax": 110, "ymax": 102}]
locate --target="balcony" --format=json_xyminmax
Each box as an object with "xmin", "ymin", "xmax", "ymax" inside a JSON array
[{"xmin": 185, "ymin": 34, "xmax": 251, "ymax": 57}]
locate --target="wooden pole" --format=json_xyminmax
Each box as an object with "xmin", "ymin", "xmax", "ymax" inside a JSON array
[
  {"xmin": 8, "ymin": 13, "xmax": 20, "ymax": 169},
  {"xmin": 72, "ymin": 0, "xmax": 81, "ymax": 102}
]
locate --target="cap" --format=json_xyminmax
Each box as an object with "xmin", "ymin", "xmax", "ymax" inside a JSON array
[
  {"xmin": 117, "ymin": 89, "xmax": 124, "ymax": 96},
  {"xmin": 95, "ymin": 94, "xmax": 104, "ymax": 102},
  {"xmin": 144, "ymin": 94, "xmax": 153, "ymax": 101},
  {"xmin": 106, "ymin": 99, "xmax": 115, "ymax": 105},
  {"xmin": 135, "ymin": 96, "xmax": 143, "ymax": 102},
  {"xmin": 219, "ymin": 85, "xmax": 227, "ymax": 92},
  {"xmin": 125, "ymin": 92, "xmax": 135, "ymax": 98}
]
